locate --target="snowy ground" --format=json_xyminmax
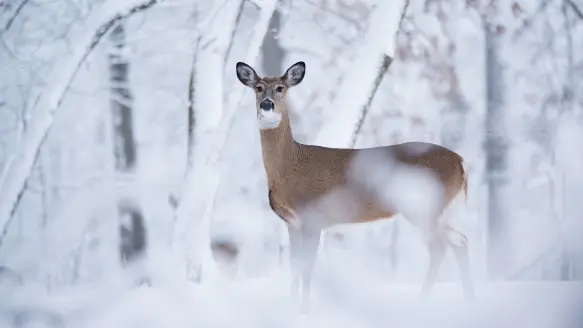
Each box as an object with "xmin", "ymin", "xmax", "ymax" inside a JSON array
[{"xmin": 2, "ymin": 272, "xmax": 582, "ymax": 328}]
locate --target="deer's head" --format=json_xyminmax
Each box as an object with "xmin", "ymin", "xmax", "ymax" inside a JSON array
[{"xmin": 236, "ymin": 61, "xmax": 305, "ymax": 130}]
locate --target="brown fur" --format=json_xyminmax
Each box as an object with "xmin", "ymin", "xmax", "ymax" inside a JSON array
[
  {"xmin": 236, "ymin": 61, "xmax": 474, "ymax": 304},
  {"xmin": 259, "ymin": 98, "xmax": 467, "ymax": 229}
]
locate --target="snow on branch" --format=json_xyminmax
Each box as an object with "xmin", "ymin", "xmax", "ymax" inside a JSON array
[
  {"xmin": 314, "ymin": 0, "xmax": 408, "ymax": 148},
  {"xmin": 350, "ymin": 0, "xmax": 411, "ymax": 147},
  {"xmin": 350, "ymin": 54, "xmax": 393, "ymax": 147},
  {"xmin": 0, "ymin": 0, "xmax": 166, "ymax": 248}
]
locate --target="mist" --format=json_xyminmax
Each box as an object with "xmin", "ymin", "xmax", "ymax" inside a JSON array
[{"xmin": 1, "ymin": 0, "xmax": 583, "ymax": 327}]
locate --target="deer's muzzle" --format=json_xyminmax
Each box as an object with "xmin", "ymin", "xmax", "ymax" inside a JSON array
[{"xmin": 260, "ymin": 99, "xmax": 274, "ymax": 111}]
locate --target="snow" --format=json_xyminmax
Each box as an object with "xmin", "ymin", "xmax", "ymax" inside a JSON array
[
  {"xmin": 1, "ymin": 276, "xmax": 582, "ymax": 328},
  {"xmin": 1, "ymin": 1, "xmax": 583, "ymax": 328}
]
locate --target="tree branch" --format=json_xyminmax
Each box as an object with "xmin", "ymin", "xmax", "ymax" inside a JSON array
[
  {"xmin": 566, "ymin": 0, "xmax": 583, "ymax": 20},
  {"xmin": 314, "ymin": 0, "xmax": 408, "ymax": 147},
  {"xmin": 350, "ymin": 54, "xmax": 392, "ymax": 147},
  {"xmin": 2, "ymin": 0, "xmax": 31, "ymax": 32},
  {"xmin": 350, "ymin": 0, "xmax": 410, "ymax": 147}
]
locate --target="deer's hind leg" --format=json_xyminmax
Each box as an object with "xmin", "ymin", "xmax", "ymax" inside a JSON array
[
  {"xmin": 421, "ymin": 233, "xmax": 448, "ymax": 295},
  {"xmin": 419, "ymin": 224, "xmax": 475, "ymax": 301},
  {"xmin": 402, "ymin": 211, "xmax": 451, "ymax": 297},
  {"xmin": 445, "ymin": 226, "xmax": 475, "ymax": 300}
]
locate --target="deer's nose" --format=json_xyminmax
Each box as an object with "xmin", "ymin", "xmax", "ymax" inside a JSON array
[{"xmin": 260, "ymin": 99, "xmax": 274, "ymax": 111}]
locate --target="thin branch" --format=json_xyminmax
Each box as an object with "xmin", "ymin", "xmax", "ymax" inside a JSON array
[
  {"xmin": 2, "ymin": 0, "xmax": 31, "ymax": 32},
  {"xmin": 350, "ymin": 0, "xmax": 410, "ymax": 147},
  {"xmin": 566, "ymin": 0, "xmax": 583, "ymax": 20},
  {"xmin": 513, "ymin": 0, "xmax": 551, "ymax": 41},
  {"xmin": 350, "ymin": 54, "xmax": 392, "ymax": 147},
  {"xmin": 86, "ymin": 0, "xmax": 164, "ymax": 64}
]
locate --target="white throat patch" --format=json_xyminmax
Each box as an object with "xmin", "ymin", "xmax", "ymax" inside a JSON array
[{"xmin": 258, "ymin": 111, "xmax": 282, "ymax": 130}]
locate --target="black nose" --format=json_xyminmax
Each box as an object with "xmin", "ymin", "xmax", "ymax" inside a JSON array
[{"xmin": 260, "ymin": 99, "xmax": 274, "ymax": 111}]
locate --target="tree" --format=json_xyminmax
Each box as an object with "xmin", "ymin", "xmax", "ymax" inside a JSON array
[
  {"xmin": 171, "ymin": 0, "xmax": 281, "ymax": 282},
  {"xmin": 483, "ymin": 12, "xmax": 510, "ymax": 279},
  {"xmin": 261, "ymin": 1, "xmax": 285, "ymax": 77},
  {"xmin": 314, "ymin": 0, "xmax": 408, "ymax": 148},
  {"xmin": 108, "ymin": 21, "xmax": 146, "ymax": 267},
  {"xmin": 0, "ymin": 0, "xmax": 166, "ymax": 251}
]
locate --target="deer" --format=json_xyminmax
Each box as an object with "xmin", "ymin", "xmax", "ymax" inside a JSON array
[{"xmin": 235, "ymin": 61, "xmax": 475, "ymax": 310}]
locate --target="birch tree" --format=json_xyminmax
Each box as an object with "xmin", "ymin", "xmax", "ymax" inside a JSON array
[
  {"xmin": 313, "ymin": 0, "xmax": 408, "ymax": 147},
  {"xmin": 172, "ymin": 0, "xmax": 281, "ymax": 282}
]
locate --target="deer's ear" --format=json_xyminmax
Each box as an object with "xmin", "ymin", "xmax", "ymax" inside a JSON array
[
  {"xmin": 283, "ymin": 61, "xmax": 305, "ymax": 87},
  {"xmin": 236, "ymin": 62, "xmax": 258, "ymax": 87}
]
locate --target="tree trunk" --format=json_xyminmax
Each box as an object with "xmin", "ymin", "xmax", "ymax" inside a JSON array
[
  {"xmin": 108, "ymin": 22, "xmax": 146, "ymax": 267},
  {"xmin": 172, "ymin": 0, "xmax": 280, "ymax": 282},
  {"xmin": 261, "ymin": 2, "xmax": 284, "ymax": 77},
  {"xmin": 484, "ymin": 19, "xmax": 509, "ymax": 279},
  {"xmin": 314, "ymin": 0, "xmax": 407, "ymax": 147},
  {"xmin": 172, "ymin": 0, "xmax": 247, "ymax": 282}
]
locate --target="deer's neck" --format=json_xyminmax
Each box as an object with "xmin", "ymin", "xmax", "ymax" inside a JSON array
[{"xmin": 259, "ymin": 113, "xmax": 297, "ymax": 187}]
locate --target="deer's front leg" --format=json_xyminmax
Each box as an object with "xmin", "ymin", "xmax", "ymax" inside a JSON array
[
  {"xmin": 287, "ymin": 225, "xmax": 301, "ymax": 298},
  {"xmin": 299, "ymin": 227, "xmax": 321, "ymax": 313}
]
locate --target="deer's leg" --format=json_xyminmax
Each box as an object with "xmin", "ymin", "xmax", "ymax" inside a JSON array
[
  {"xmin": 421, "ymin": 235, "xmax": 448, "ymax": 295},
  {"xmin": 287, "ymin": 225, "xmax": 301, "ymax": 298},
  {"xmin": 299, "ymin": 228, "xmax": 321, "ymax": 313},
  {"xmin": 445, "ymin": 227, "xmax": 475, "ymax": 301}
]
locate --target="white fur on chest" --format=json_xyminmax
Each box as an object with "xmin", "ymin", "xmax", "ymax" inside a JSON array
[{"xmin": 257, "ymin": 111, "xmax": 282, "ymax": 130}]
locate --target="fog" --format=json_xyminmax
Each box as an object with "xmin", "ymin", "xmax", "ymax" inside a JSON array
[{"xmin": 1, "ymin": 0, "xmax": 583, "ymax": 327}]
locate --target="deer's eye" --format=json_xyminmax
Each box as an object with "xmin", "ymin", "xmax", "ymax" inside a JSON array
[
  {"xmin": 255, "ymin": 85, "xmax": 264, "ymax": 92},
  {"xmin": 276, "ymin": 86, "xmax": 284, "ymax": 93}
]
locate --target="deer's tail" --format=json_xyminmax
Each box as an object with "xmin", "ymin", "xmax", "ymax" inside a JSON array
[{"xmin": 460, "ymin": 159, "xmax": 468, "ymax": 204}]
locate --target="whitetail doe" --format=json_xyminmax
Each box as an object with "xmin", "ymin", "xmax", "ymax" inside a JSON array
[{"xmin": 235, "ymin": 61, "xmax": 474, "ymax": 308}]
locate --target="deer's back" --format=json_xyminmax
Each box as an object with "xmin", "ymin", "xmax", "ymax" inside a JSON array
[{"xmin": 277, "ymin": 141, "xmax": 465, "ymax": 228}]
